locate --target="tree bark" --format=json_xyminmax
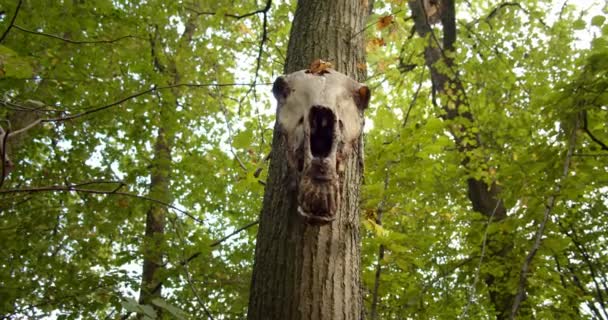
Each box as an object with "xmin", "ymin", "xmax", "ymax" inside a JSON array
[
  {"xmin": 138, "ymin": 125, "xmax": 172, "ymax": 308},
  {"xmin": 247, "ymin": 1, "xmax": 368, "ymax": 320}
]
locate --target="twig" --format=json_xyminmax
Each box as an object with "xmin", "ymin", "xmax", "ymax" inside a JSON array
[
  {"xmin": 0, "ymin": 0, "xmax": 22, "ymax": 43},
  {"xmin": 461, "ymin": 199, "xmax": 502, "ymax": 318},
  {"xmin": 0, "ymin": 182, "xmax": 204, "ymax": 224},
  {"xmin": 209, "ymin": 219, "xmax": 260, "ymax": 247},
  {"xmin": 12, "ymin": 24, "xmax": 143, "ymax": 44},
  {"xmin": 510, "ymin": 118, "xmax": 579, "ymax": 319}
]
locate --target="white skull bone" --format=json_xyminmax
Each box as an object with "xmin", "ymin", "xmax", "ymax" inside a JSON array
[{"xmin": 272, "ymin": 68, "xmax": 370, "ymax": 224}]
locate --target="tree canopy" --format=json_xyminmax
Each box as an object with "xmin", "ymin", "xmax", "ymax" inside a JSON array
[{"xmin": 0, "ymin": 0, "xmax": 607, "ymax": 319}]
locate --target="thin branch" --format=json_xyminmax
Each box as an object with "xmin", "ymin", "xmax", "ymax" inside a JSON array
[
  {"xmin": 0, "ymin": 127, "xmax": 8, "ymax": 188},
  {"xmin": 370, "ymin": 166, "xmax": 391, "ymax": 320},
  {"xmin": 485, "ymin": 2, "xmax": 548, "ymax": 28},
  {"xmin": 461, "ymin": 199, "xmax": 502, "ymax": 318},
  {"xmin": 210, "ymin": 219, "xmax": 260, "ymax": 247},
  {"xmin": 402, "ymin": 68, "xmax": 425, "ymax": 128},
  {"xmin": 0, "ymin": 182, "xmax": 204, "ymax": 224},
  {"xmin": 0, "ymin": 0, "xmax": 22, "ymax": 43},
  {"xmin": 12, "ymin": 24, "xmax": 143, "ymax": 44},
  {"xmin": 5, "ymin": 82, "xmax": 271, "ymax": 139},
  {"xmin": 582, "ymin": 110, "xmax": 608, "ymax": 151},
  {"xmin": 186, "ymin": 4, "xmax": 271, "ymax": 20},
  {"xmin": 351, "ymin": 10, "xmax": 405, "ymax": 39},
  {"xmin": 510, "ymin": 118, "xmax": 579, "ymax": 319},
  {"xmin": 179, "ymin": 218, "xmax": 261, "ymax": 267},
  {"xmin": 248, "ymin": 0, "xmax": 272, "ymax": 96},
  {"xmin": 558, "ymin": 222, "xmax": 608, "ymax": 317},
  {"xmin": 214, "ymin": 68, "xmax": 248, "ymax": 172}
]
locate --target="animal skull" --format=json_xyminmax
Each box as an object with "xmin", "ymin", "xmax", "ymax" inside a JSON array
[{"xmin": 272, "ymin": 68, "xmax": 370, "ymax": 224}]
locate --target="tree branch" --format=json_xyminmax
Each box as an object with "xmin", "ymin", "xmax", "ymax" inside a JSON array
[
  {"xmin": 209, "ymin": 219, "xmax": 260, "ymax": 247},
  {"xmin": 0, "ymin": 181, "xmax": 204, "ymax": 224},
  {"xmin": 511, "ymin": 118, "xmax": 579, "ymax": 319},
  {"xmin": 0, "ymin": 0, "xmax": 22, "ymax": 43},
  {"xmin": 214, "ymin": 68, "xmax": 248, "ymax": 172},
  {"xmin": 248, "ymin": 0, "xmax": 272, "ymax": 95},
  {"xmin": 179, "ymin": 219, "xmax": 260, "ymax": 266},
  {"xmin": 0, "ymin": 127, "xmax": 9, "ymax": 188},
  {"xmin": 582, "ymin": 110, "xmax": 608, "ymax": 151},
  {"xmin": 186, "ymin": 3, "xmax": 271, "ymax": 20},
  {"xmin": 402, "ymin": 68, "xmax": 425, "ymax": 128},
  {"xmin": 486, "ymin": 2, "xmax": 548, "ymax": 28},
  {"xmin": 5, "ymin": 82, "xmax": 271, "ymax": 139},
  {"xmin": 12, "ymin": 24, "xmax": 143, "ymax": 44}
]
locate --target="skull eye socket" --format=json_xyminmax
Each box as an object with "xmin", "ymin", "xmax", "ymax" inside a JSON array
[{"xmin": 309, "ymin": 106, "xmax": 335, "ymax": 158}]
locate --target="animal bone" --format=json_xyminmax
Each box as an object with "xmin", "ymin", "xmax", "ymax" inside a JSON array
[{"xmin": 272, "ymin": 68, "xmax": 370, "ymax": 224}]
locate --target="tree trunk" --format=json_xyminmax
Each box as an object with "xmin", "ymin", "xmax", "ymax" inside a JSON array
[
  {"xmin": 138, "ymin": 123, "xmax": 172, "ymax": 308},
  {"xmin": 137, "ymin": 17, "xmax": 195, "ymax": 312},
  {"xmin": 406, "ymin": 1, "xmax": 513, "ymax": 319},
  {"xmin": 247, "ymin": 1, "xmax": 368, "ymax": 320}
]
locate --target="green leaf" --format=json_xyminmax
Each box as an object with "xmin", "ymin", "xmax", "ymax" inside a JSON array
[
  {"xmin": 591, "ymin": 15, "xmax": 606, "ymax": 27},
  {"xmin": 573, "ymin": 19, "xmax": 586, "ymax": 30}
]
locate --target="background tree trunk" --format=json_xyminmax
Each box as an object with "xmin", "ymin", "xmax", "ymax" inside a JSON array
[
  {"xmin": 247, "ymin": 1, "xmax": 368, "ymax": 319},
  {"xmin": 137, "ymin": 19, "xmax": 196, "ymax": 313},
  {"xmin": 407, "ymin": 1, "xmax": 514, "ymax": 318}
]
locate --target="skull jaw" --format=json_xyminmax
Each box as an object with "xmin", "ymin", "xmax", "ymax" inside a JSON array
[
  {"xmin": 296, "ymin": 168, "xmax": 340, "ymax": 225},
  {"xmin": 298, "ymin": 206, "xmax": 336, "ymax": 224}
]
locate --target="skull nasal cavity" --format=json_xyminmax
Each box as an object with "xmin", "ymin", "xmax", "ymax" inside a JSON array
[{"xmin": 309, "ymin": 106, "xmax": 335, "ymax": 158}]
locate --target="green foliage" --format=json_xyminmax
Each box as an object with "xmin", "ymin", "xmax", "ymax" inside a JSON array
[{"xmin": 0, "ymin": 0, "xmax": 607, "ymax": 319}]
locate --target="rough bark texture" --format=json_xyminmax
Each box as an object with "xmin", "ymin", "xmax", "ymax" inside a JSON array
[
  {"xmin": 407, "ymin": 1, "xmax": 513, "ymax": 319},
  {"xmin": 138, "ymin": 125, "xmax": 172, "ymax": 308},
  {"xmin": 247, "ymin": 1, "xmax": 368, "ymax": 319}
]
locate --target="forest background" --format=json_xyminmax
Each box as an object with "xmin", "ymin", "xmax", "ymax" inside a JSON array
[{"xmin": 1, "ymin": 0, "xmax": 608, "ymax": 319}]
